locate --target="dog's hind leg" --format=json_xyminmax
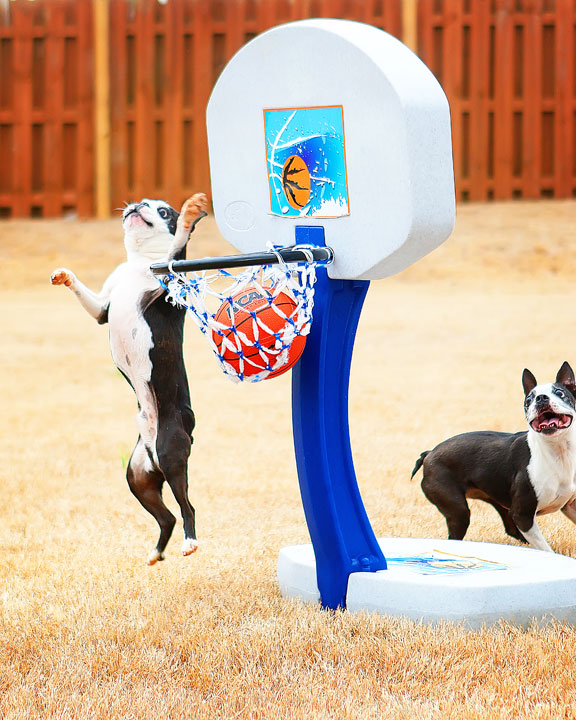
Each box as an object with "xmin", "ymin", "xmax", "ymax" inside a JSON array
[
  {"xmin": 156, "ymin": 421, "xmax": 197, "ymax": 557},
  {"xmin": 421, "ymin": 468, "xmax": 471, "ymax": 540},
  {"xmin": 480, "ymin": 499, "xmax": 527, "ymax": 543},
  {"xmin": 127, "ymin": 438, "xmax": 176, "ymax": 565}
]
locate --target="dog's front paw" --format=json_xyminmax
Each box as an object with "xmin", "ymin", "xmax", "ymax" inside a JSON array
[
  {"xmin": 179, "ymin": 193, "xmax": 208, "ymax": 230},
  {"xmin": 181, "ymin": 538, "xmax": 198, "ymax": 557},
  {"xmin": 50, "ymin": 268, "xmax": 75, "ymax": 287}
]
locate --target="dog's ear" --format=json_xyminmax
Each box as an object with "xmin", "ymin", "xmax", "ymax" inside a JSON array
[
  {"xmin": 522, "ymin": 368, "xmax": 537, "ymax": 396},
  {"xmin": 556, "ymin": 362, "xmax": 576, "ymax": 394}
]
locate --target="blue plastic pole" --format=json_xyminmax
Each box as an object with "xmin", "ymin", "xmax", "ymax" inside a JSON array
[{"xmin": 291, "ymin": 226, "xmax": 387, "ymax": 610}]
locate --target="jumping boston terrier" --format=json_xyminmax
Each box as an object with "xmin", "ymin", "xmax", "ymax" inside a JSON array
[
  {"xmin": 411, "ymin": 362, "xmax": 576, "ymax": 552},
  {"xmin": 51, "ymin": 193, "xmax": 207, "ymax": 565}
]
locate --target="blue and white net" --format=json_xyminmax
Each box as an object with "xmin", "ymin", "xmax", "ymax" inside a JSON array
[{"xmin": 158, "ymin": 245, "xmax": 322, "ymax": 382}]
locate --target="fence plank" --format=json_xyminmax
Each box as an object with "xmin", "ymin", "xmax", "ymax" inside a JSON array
[
  {"xmin": 11, "ymin": 1, "xmax": 33, "ymax": 215},
  {"xmin": 493, "ymin": 0, "xmax": 514, "ymax": 200},
  {"xmin": 555, "ymin": 0, "xmax": 572, "ymax": 197},
  {"xmin": 94, "ymin": 0, "xmax": 111, "ymax": 218},
  {"xmin": 191, "ymin": 0, "xmax": 212, "ymax": 202},
  {"xmin": 524, "ymin": 1, "xmax": 543, "ymax": 198},
  {"xmin": 109, "ymin": 0, "xmax": 128, "ymax": 207}
]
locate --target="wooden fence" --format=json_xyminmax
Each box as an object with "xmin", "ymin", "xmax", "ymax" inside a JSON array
[
  {"xmin": 0, "ymin": 0, "xmax": 94, "ymax": 217},
  {"xmin": 0, "ymin": 0, "xmax": 575, "ymax": 217},
  {"xmin": 418, "ymin": 0, "xmax": 576, "ymax": 201},
  {"xmin": 106, "ymin": 0, "xmax": 403, "ymax": 214}
]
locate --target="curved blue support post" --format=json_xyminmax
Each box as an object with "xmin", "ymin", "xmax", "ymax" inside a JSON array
[{"xmin": 291, "ymin": 226, "xmax": 387, "ymax": 610}]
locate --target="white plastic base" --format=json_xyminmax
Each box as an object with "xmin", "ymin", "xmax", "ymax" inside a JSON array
[{"xmin": 277, "ymin": 537, "xmax": 576, "ymax": 628}]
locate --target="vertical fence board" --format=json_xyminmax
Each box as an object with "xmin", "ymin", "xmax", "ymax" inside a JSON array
[
  {"xmin": 525, "ymin": 2, "xmax": 543, "ymax": 198},
  {"xmin": 109, "ymin": 0, "xmax": 128, "ymax": 207},
  {"xmin": 190, "ymin": 0, "xmax": 212, "ymax": 206},
  {"xmin": 44, "ymin": 2, "xmax": 64, "ymax": 216},
  {"xmin": 493, "ymin": 0, "xmax": 514, "ymax": 200},
  {"xmin": 443, "ymin": 0, "xmax": 464, "ymax": 198},
  {"xmin": 11, "ymin": 2, "xmax": 33, "ymax": 215},
  {"xmin": 470, "ymin": 0, "xmax": 490, "ymax": 200},
  {"xmin": 555, "ymin": 0, "xmax": 572, "ymax": 197}
]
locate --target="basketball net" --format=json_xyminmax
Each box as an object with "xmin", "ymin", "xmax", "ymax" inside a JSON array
[{"xmin": 159, "ymin": 244, "xmax": 323, "ymax": 382}]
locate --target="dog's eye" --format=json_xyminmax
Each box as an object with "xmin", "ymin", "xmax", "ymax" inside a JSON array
[
  {"xmin": 554, "ymin": 388, "xmax": 566, "ymax": 399},
  {"xmin": 158, "ymin": 207, "xmax": 169, "ymax": 219}
]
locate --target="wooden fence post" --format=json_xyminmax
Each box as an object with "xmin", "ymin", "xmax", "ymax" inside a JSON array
[
  {"xmin": 402, "ymin": 0, "xmax": 418, "ymax": 54},
  {"xmin": 94, "ymin": 0, "xmax": 111, "ymax": 218}
]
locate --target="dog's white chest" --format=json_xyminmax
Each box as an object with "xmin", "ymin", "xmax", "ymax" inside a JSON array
[
  {"xmin": 107, "ymin": 263, "xmax": 158, "ymax": 382},
  {"xmin": 527, "ymin": 432, "xmax": 576, "ymax": 514}
]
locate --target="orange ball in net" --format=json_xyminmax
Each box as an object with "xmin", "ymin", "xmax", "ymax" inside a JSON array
[{"xmin": 212, "ymin": 285, "xmax": 307, "ymax": 378}]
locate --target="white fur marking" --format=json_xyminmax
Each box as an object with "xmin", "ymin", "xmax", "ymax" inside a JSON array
[
  {"xmin": 106, "ymin": 263, "xmax": 161, "ymax": 467},
  {"xmin": 182, "ymin": 538, "xmax": 199, "ymax": 556},
  {"xmin": 525, "ymin": 382, "xmax": 576, "ymax": 520},
  {"xmin": 147, "ymin": 548, "xmax": 165, "ymax": 565},
  {"xmin": 519, "ymin": 522, "xmax": 554, "ymax": 552},
  {"xmin": 123, "ymin": 199, "xmax": 177, "ymax": 263}
]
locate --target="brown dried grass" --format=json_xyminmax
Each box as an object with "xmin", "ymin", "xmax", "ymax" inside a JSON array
[{"xmin": 2, "ymin": 201, "xmax": 576, "ymax": 718}]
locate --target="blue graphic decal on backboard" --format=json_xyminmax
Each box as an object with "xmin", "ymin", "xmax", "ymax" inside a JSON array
[{"xmin": 264, "ymin": 106, "xmax": 349, "ymax": 218}]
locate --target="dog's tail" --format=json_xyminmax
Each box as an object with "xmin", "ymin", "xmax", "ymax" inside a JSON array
[{"xmin": 410, "ymin": 451, "xmax": 430, "ymax": 480}]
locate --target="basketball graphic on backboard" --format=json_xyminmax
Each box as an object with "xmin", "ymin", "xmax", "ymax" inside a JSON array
[
  {"xmin": 264, "ymin": 106, "xmax": 350, "ymax": 218},
  {"xmin": 282, "ymin": 155, "xmax": 311, "ymax": 209}
]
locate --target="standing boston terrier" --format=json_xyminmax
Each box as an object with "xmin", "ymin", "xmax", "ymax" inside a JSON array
[
  {"xmin": 411, "ymin": 362, "xmax": 576, "ymax": 552},
  {"xmin": 51, "ymin": 193, "xmax": 207, "ymax": 565}
]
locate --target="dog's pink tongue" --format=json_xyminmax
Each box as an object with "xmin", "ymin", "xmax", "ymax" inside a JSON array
[{"xmin": 541, "ymin": 417, "xmax": 559, "ymax": 430}]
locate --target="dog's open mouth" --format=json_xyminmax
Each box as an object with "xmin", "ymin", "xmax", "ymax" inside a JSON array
[
  {"xmin": 123, "ymin": 207, "xmax": 153, "ymax": 227},
  {"xmin": 531, "ymin": 411, "xmax": 573, "ymax": 434}
]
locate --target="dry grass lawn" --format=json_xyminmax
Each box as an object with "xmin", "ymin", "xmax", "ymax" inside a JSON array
[{"xmin": 2, "ymin": 201, "xmax": 576, "ymax": 718}]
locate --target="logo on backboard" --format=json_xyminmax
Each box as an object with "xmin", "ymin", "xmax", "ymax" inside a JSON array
[{"xmin": 263, "ymin": 105, "xmax": 349, "ymax": 219}]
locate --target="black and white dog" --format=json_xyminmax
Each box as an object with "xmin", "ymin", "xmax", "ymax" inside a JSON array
[
  {"xmin": 51, "ymin": 193, "xmax": 207, "ymax": 564},
  {"xmin": 411, "ymin": 362, "xmax": 576, "ymax": 552}
]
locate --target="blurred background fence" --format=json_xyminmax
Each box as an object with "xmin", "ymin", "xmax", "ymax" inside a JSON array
[{"xmin": 0, "ymin": 0, "xmax": 574, "ymax": 218}]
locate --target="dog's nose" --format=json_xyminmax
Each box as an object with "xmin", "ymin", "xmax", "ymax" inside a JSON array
[{"xmin": 535, "ymin": 395, "xmax": 550, "ymax": 406}]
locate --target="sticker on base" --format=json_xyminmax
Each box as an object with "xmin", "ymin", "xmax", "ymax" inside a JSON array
[{"xmin": 386, "ymin": 550, "xmax": 510, "ymax": 575}]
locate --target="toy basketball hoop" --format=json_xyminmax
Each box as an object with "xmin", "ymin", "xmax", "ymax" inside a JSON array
[
  {"xmin": 152, "ymin": 19, "xmax": 576, "ymax": 626},
  {"xmin": 156, "ymin": 244, "xmax": 331, "ymax": 382}
]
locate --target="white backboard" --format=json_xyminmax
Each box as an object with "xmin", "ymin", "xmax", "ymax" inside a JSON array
[{"xmin": 207, "ymin": 19, "xmax": 455, "ymax": 281}]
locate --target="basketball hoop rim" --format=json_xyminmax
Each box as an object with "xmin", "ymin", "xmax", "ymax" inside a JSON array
[{"xmin": 150, "ymin": 245, "xmax": 334, "ymax": 276}]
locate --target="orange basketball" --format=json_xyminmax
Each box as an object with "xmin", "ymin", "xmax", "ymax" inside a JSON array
[
  {"xmin": 282, "ymin": 155, "xmax": 311, "ymax": 209},
  {"xmin": 212, "ymin": 285, "xmax": 307, "ymax": 378}
]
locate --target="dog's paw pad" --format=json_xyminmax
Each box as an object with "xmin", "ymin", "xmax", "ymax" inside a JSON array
[
  {"xmin": 181, "ymin": 538, "xmax": 198, "ymax": 556},
  {"xmin": 146, "ymin": 549, "xmax": 165, "ymax": 565}
]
